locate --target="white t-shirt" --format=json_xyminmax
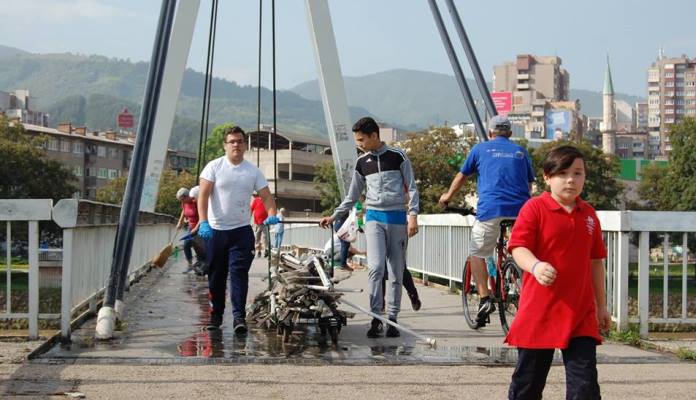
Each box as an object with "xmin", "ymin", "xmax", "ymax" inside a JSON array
[{"xmin": 200, "ymin": 157, "xmax": 268, "ymax": 230}]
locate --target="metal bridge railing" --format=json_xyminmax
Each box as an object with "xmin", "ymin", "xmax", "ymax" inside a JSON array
[{"xmin": 285, "ymin": 211, "xmax": 696, "ymax": 336}]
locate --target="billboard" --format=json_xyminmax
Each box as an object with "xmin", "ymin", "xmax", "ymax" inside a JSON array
[
  {"xmin": 545, "ymin": 110, "xmax": 572, "ymax": 140},
  {"xmin": 117, "ymin": 108, "xmax": 134, "ymax": 129},
  {"xmin": 491, "ymin": 91, "xmax": 512, "ymax": 115}
]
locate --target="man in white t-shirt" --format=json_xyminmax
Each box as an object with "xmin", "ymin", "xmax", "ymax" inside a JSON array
[{"xmin": 197, "ymin": 126, "xmax": 279, "ymax": 334}]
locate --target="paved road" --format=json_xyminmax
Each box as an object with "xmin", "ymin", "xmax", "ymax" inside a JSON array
[{"xmin": 1, "ymin": 255, "xmax": 694, "ymax": 398}]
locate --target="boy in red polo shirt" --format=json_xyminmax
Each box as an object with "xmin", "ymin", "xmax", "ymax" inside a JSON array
[{"xmin": 506, "ymin": 145, "xmax": 611, "ymax": 400}]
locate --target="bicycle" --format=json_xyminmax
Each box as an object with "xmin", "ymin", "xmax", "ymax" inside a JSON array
[{"xmin": 445, "ymin": 205, "xmax": 523, "ymax": 334}]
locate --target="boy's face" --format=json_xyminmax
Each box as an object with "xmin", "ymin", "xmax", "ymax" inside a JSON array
[
  {"xmin": 543, "ymin": 157, "xmax": 586, "ymax": 205},
  {"xmin": 353, "ymin": 131, "xmax": 381, "ymax": 152}
]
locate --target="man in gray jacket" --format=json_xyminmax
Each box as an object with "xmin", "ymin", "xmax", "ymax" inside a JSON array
[{"xmin": 320, "ymin": 117, "xmax": 419, "ymax": 338}]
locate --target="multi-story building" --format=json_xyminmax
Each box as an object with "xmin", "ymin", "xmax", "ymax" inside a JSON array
[
  {"xmin": 0, "ymin": 89, "xmax": 49, "ymax": 127},
  {"xmin": 494, "ymin": 54, "xmax": 577, "ymax": 139},
  {"xmin": 615, "ymin": 132, "xmax": 649, "ymax": 159},
  {"xmin": 246, "ymin": 124, "xmax": 333, "ymax": 216},
  {"xmin": 636, "ymin": 101, "xmax": 649, "ymax": 132},
  {"xmin": 21, "ymin": 122, "xmax": 195, "ymax": 200},
  {"xmin": 647, "ymin": 55, "xmax": 696, "ymax": 158}
]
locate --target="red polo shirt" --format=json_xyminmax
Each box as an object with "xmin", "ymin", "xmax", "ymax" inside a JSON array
[
  {"xmin": 505, "ymin": 191, "xmax": 607, "ymax": 349},
  {"xmin": 250, "ymin": 197, "xmax": 267, "ymax": 225}
]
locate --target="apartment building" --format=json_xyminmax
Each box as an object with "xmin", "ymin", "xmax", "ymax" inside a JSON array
[
  {"xmin": 647, "ymin": 55, "xmax": 696, "ymax": 157},
  {"xmin": 22, "ymin": 122, "xmax": 195, "ymax": 199},
  {"xmin": 494, "ymin": 54, "xmax": 576, "ymax": 139}
]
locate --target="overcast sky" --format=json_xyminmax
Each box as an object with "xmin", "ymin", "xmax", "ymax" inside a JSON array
[{"xmin": 2, "ymin": 0, "xmax": 695, "ymax": 96}]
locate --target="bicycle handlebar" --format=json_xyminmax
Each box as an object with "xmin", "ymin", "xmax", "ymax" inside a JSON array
[{"xmin": 443, "ymin": 205, "xmax": 476, "ymax": 216}]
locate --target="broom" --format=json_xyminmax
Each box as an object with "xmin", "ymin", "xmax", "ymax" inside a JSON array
[{"xmin": 151, "ymin": 228, "xmax": 180, "ymax": 268}]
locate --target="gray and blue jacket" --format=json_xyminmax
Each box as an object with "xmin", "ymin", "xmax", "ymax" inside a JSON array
[{"xmin": 331, "ymin": 143, "xmax": 419, "ymax": 221}]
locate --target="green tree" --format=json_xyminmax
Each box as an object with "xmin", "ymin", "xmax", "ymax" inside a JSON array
[
  {"xmin": 531, "ymin": 139, "xmax": 623, "ymax": 210},
  {"xmin": 395, "ymin": 127, "xmax": 476, "ymax": 213},
  {"xmin": 96, "ymin": 170, "xmax": 196, "ymax": 217},
  {"xmin": 313, "ymin": 161, "xmax": 342, "ymax": 215},
  {"xmin": 0, "ymin": 115, "xmax": 76, "ymax": 200},
  {"xmin": 639, "ymin": 118, "xmax": 696, "ymax": 211}
]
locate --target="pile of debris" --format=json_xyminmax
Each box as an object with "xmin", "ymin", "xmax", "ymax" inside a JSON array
[{"xmin": 247, "ymin": 250, "xmax": 356, "ymax": 345}]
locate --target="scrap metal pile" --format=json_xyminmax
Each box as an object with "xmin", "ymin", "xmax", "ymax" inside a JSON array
[{"xmin": 247, "ymin": 249, "xmax": 356, "ymax": 345}]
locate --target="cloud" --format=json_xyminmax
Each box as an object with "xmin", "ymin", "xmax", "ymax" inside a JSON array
[{"xmin": 0, "ymin": 0, "xmax": 134, "ymax": 21}]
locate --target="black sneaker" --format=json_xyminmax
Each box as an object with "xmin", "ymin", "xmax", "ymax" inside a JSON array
[
  {"xmin": 409, "ymin": 295, "xmax": 422, "ymax": 311},
  {"xmin": 366, "ymin": 318, "xmax": 383, "ymax": 338},
  {"xmin": 385, "ymin": 318, "xmax": 400, "ymax": 338},
  {"xmin": 207, "ymin": 314, "xmax": 222, "ymax": 330},
  {"xmin": 233, "ymin": 318, "xmax": 248, "ymax": 335},
  {"xmin": 476, "ymin": 297, "xmax": 496, "ymax": 328}
]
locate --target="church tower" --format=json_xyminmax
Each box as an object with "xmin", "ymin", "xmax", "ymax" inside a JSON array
[{"xmin": 602, "ymin": 56, "xmax": 617, "ymax": 154}]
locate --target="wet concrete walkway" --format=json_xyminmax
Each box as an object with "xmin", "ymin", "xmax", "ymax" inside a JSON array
[{"xmin": 37, "ymin": 256, "xmax": 677, "ymax": 365}]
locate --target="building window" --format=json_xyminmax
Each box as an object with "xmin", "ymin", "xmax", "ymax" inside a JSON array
[
  {"xmin": 687, "ymin": 91, "xmax": 696, "ymax": 97},
  {"xmin": 60, "ymin": 140, "xmax": 71, "ymax": 152},
  {"xmin": 97, "ymin": 146, "xmax": 106, "ymax": 157},
  {"xmin": 73, "ymin": 166, "xmax": 83, "ymax": 177},
  {"xmin": 687, "ymin": 109, "xmax": 696, "ymax": 115},
  {"xmin": 665, "ymin": 91, "xmax": 674, "ymax": 97},
  {"xmin": 665, "ymin": 72, "xmax": 674, "ymax": 78},
  {"xmin": 72, "ymin": 142, "xmax": 83, "ymax": 154},
  {"xmin": 108, "ymin": 169, "xmax": 120, "ymax": 179},
  {"xmin": 666, "ymin": 81, "xmax": 674, "ymax": 87},
  {"xmin": 87, "ymin": 168, "xmax": 97, "ymax": 177},
  {"xmin": 98, "ymin": 168, "xmax": 108, "ymax": 179},
  {"xmin": 665, "ymin": 99, "xmax": 674, "ymax": 105},
  {"xmin": 676, "ymin": 91, "xmax": 684, "ymax": 96},
  {"xmin": 687, "ymin": 82, "xmax": 696, "ymax": 87},
  {"xmin": 676, "ymin": 81, "xmax": 685, "ymax": 87},
  {"xmin": 47, "ymin": 138, "xmax": 59, "ymax": 151}
]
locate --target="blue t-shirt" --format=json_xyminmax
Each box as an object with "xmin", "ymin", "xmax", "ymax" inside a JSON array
[{"xmin": 460, "ymin": 136, "xmax": 535, "ymax": 221}]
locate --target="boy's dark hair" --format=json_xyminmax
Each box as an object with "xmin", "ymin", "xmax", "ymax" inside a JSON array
[
  {"xmin": 223, "ymin": 125, "xmax": 247, "ymax": 142},
  {"xmin": 543, "ymin": 145, "xmax": 585, "ymax": 176},
  {"xmin": 352, "ymin": 117, "xmax": 380, "ymax": 138}
]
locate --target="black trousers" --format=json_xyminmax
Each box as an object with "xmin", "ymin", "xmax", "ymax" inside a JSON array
[
  {"xmin": 381, "ymin": 265, "xmax": 419, "ymax": 301},
  {"xmin": 509, "ymin": 336, "xmax": 601, "ymax": 400}
]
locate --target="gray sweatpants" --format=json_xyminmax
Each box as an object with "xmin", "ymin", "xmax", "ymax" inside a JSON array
[{"xmin": 365, "ymin": 220, "xmax": 408, "ymax": 319}]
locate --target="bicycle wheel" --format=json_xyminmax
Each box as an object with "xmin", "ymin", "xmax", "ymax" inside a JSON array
[
  {"xmin": 461, "ymin": 258, "xmax": 481, "ymax": 329},
  {"xmin": 498, "ymin": 259, "xmax": 522, "ymax": 334}
]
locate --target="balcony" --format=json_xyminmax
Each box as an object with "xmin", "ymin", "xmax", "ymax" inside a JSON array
[{"xmin": 516, "ymin": 83, "xmax": 530, "ymax": 90}]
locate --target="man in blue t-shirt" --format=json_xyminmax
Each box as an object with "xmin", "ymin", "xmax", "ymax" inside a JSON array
[{"xmin": 439, "ymin": 115, "xmax": 535, "ymax": 328}]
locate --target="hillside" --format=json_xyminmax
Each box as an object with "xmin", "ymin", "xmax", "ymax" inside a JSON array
[
  {"xmin": 0, "ymin": 46, "xmax": 373, "ymax": 152},
  {"xmin": 291, "ymin": 69, "xmax": 646, "ymax": 127}
]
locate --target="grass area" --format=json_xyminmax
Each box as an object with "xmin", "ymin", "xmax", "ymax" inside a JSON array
[
  {"xmin": 605, "ymin": 324, "xmax": 642, "ymax": 346},
  {"xmin": 0, "ymin": 270, "xmax": 29, "ymax": 291},
  {"xmin": 676, "ymin": 347, "xmax": 696, "ymax": 361}
]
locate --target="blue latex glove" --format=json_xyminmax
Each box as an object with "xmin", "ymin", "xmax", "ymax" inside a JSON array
[
  {"xmin": 198, "ymin": 221, "xmax": 213, "ymax": 240},
  {"xmin": 263, "ymin": 215, "xmax": 280, "ymax": 225}
]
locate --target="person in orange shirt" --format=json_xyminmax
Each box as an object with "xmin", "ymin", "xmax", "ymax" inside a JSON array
[{"xmin": 250, "ymin": 192, "xmax": 269, "ymax": 257}]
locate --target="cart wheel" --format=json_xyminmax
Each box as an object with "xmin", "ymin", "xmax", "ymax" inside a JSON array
[
  {"xmin": 329, "ymin": 326, "xmax": 339, "ymax": 346},
  {"xmin": 282, "ymin": 324, "xmax": 293, "ymax": 343}
]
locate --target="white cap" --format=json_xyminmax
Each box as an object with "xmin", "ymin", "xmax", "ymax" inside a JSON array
[
  {"xmin": 175, "ymin": 187, "xmax": 189, "ymax": 200},
  {"xmin": 189, "ymin": 186, "xmax": 200, "ymax": 199}
]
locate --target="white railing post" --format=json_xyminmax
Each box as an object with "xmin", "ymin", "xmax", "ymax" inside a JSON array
[
  {"xmin": 638, "ymin": 231, "xmax": 650, "ymax": 337},
  {"xmin": 615, "ymin": 231, "xmax": 630, "ymax": 331},
  {"xmin": 682, "ymin": 233, "xmax": 689, "ymax": 321},
  {"xmin": 27, "ymin": 220, "xmax": 39, "ymax": 339},
  {"xmin": 60, "ymin": 228, "xmax": 74, "ymax": 340},
  {"xmin": 448, "ymin": 225, "xmax": 453, "ymax": 291}
]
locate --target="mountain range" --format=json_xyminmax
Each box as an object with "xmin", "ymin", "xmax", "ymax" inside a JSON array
[{"xmin": 0, "ymin": 44, "xmax": 644, "ymax": 153}]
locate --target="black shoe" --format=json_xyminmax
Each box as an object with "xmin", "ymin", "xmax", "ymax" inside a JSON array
[
  {"xmin": 366, "ymin": 318, "xmax": 383, "ymax": 338},
  {"xmin": 207, "ymin": 314, "xmax": 222, "ymax": 330},
  {"xmin": 233, "ymin": 318, "xmax": 248, "ymax": 335},
  {"xmin": 385, "ymin": 318, "xmax": 400, "ymax": 338},
  {"xmin": 476, "ymin": 297, "xmax": 496, "ymax": 328},
  {"xmin": 409, "ymin": 295, "xmax": 422, "ymax": 311},
  {"xmin": 256, "ymin": 251, "xmax": 262, "ymax": 257}
]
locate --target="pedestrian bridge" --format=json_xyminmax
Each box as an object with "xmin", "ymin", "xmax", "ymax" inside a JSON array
[{"xmin": 0, "ymin": 199, "xmax": 694, "ymax": 364}]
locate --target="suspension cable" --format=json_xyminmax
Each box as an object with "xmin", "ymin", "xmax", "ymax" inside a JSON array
[
  {"xmin": 195, "ymin": 0, "xmax": 219, "ymax": 177},
  {"xmin": 256, "ymin": 0, "xmax": 263, "ymax": 167},
  {"xmin": 272, "ymin": 0, "xmax": 278, "ymax": 200}
]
